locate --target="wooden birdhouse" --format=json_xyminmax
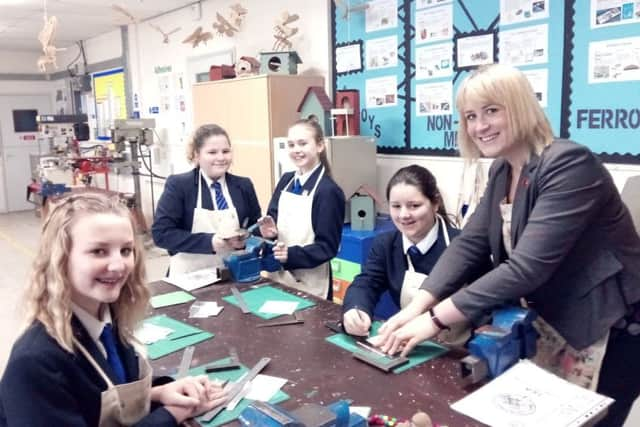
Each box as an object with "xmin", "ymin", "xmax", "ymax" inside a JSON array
[
  {"xmin": 350, "ymin": 185, "xmax": 382, "ymax": 231},
  {"xmin": 235, "ymin": 56, "xmax": 260, "ymax": 78},
  {"xmin": 332, "ymin": 89, "xmax": 360, "ymax": 136},
  {"xmin": 297, "ymin": 86, "xmax": 333, "ymax": 136},
  {"xmin": 259, "ymin": 51, "xmax": 302, "ymax": 75}
]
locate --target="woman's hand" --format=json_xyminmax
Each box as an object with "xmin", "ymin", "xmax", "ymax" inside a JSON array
[
  {"xmin": 343, "ymin": 308, "xmax": 371, "ymax": 336},
  {"xmin": 373, "ymin": 312, "xmax": 440, "ymax": 358},
  {"xmin": 272, "ymin": 241, "xmax": 288, "ymax": 263},
  {"xmin": 258, "ymin": 216, "xmax": 278, "ymax": 239}
]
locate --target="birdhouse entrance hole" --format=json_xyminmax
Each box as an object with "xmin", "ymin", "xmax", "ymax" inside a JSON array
[{"xmin": 268, "ymin": 56, "xmax": 282, "ymax": 72}]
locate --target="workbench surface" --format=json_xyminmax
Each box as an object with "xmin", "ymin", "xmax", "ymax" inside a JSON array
[{"xmin": 148, "ymin": 280, "xmax": 483, "ymax": 426}]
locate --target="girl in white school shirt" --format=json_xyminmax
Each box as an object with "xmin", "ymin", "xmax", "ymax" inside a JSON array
[
  {"xmin": 259, "ymin": 118, "xmax": 346, "ymax": 299},
  {"xmin": 0, "ymin": 193, "xmax": 226, "ymax": 426}
]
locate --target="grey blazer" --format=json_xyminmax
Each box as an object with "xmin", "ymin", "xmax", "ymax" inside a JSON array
[{"xmin": 422, "ymin": 139, "xmax": 640, "ymax": 350}]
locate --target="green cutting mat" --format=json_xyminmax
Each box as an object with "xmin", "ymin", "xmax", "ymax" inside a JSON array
[
  {"xmin": 222, "ymin": 285, "xmax": 316, "ymax": 319},
  {"xmin": 150, "ymin": 290, "xmax": 195, "ymax": 308},
  {"xmin": 325, "ymin": 321, "xmax": 448, "ymax": 374},
  {"xmin": 191, "ymin": 358, "xmax": 289, "ymax": 427},
  {"xmin": 143, "ymin": 315, "xmax": 213, "ymax": 360}
]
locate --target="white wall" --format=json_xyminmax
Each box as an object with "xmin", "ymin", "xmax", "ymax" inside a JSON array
[{"xmin": 0, "ymin": 49, "xmax": 44, "ymax": 74}]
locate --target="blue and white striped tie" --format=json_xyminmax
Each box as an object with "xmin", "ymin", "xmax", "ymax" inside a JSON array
[{"xmin": 212, "ymin": 181, "xmax": 228, "ymax": 210}]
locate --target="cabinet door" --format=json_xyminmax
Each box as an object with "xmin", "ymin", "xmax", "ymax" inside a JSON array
[{"xmin": 193, "ymin": 78, "xmax": 272, "ymax": 209}]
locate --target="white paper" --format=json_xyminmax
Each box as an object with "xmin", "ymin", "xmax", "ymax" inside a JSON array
[
  {"xmin": 416, "ymin": 42, "xmax": 453, "ymax": 80},
  {"xmin": 416, "ymin": 81, "xmax": 453, "ymax": 116},
  {"xmin": 258, "ymin": 300, "xmax": 299, "ymax": 315},
  {"xmin": 163, "ymin": 267, "xmax": 221, "ymax": 292},
  {"xmin": 451, "ymin": 360, "xmax": 614, "ymax": 427},
  {"xmin": 415, "ymin": 4, "xmax": 453, "ymax": 45},
  {"xmin": 588, "ymin": 36, "xmax": 640, "ymax": 83},
  {"xmin": 366, "ymin": 36, "xmax": 398, "ymax": 70},
  {"xmin": 245, "ymin": 374, "xmax": 288, "ymax": 402},
  {"xmin": 500, "ymin": 0, "xmax": 549, "ymax": 26},
  {"xmin": 365, "ymin": 75, "xmax": 398, "ymax": 108},
  {"xmin": 591, "ymin": 0, "xmax": 640, "ymax": 28},
  {"xmin": 416, "ymin": 0, "xmax": 452, "ymax": 10},
  {"xmin": 499, "ymin": 24, "xmax": 549, "ymax": 66},
  {"xmin": 134, "ymin": 323, "xmax": 173, "ymax": 344},
  {"xmin": 189, "ymin": 301, "xmax": 224, "ymax": 318},
  {"xmin": 350, "ymin": 406, "xmax": 372, "ymax": 418},
  {"xmin": 522, "ymin": 68, "xmax": 548, "ymax": 107},
  {"xmin": 456, "ymin": 33, "xmax": 495, "ymax": 68},
  {"xmin": 336, "ymin": 43, "xmax": 362, "ymax": 74},
  {"xmin": 366, "ymin": 0, "xmax": 398, "ymax": 33}
]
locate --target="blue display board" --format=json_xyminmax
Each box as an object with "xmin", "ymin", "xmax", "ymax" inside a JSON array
[{"xmin": 332, "ymin": 0, "xmax": 640, "ymax": 162}]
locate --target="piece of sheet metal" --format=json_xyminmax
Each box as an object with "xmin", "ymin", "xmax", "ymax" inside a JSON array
[
  {"xmin": 231, "ymin": 286, "xmax": 250, "ymax": 314},
  {"xmin": 200, "ymin": 357, "xmax": 271, "ymax": 422}
]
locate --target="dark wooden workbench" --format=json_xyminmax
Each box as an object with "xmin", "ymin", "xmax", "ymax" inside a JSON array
[{"xmin": 148, "ymin": 280, "xmax": 482, "ymax": 426}]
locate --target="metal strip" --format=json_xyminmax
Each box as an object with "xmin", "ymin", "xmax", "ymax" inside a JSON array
[
  {"xmin": 176, "ymin": 346, "xmax": 195, "ymax": 379},
  {"xmin": 231, "ymin": 286, "xmax": 250, "ymax": 314},
  {"xmin": 200, "ymin": 357, "xmax": 271, "ymax": 422}
]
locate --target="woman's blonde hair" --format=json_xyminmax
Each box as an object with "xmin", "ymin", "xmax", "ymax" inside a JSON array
[
  {"xmin": 185, "ymin": 124, "xmax": 231, "ymax": 164},
  {"xmin": 455, "ymin": 63, "xmax": 554, "ymax": 160},
  {"xmin": 23, "ymin": 192, "xmax": 149, "ymax": 353}
]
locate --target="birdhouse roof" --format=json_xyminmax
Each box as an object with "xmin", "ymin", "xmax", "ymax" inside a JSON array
[
  {"xmin": 351, "ymin": 184, "xmax": 384, "ymax": 208},
  {"xmin": 239, "ymin": 56, "xmax": 260, "ymax": 68},
  {"xmin": 260, "ymin": 51, "xmax": 302, "ymax": 63},
  {"xmin": 297, "ymin": 86, "xmax": 333, "ymax": 112}
]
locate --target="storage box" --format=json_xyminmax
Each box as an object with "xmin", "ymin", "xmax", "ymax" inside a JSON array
[{"xmin": 337, "ymin": 218, "xmax": 395, "ymax": 264}]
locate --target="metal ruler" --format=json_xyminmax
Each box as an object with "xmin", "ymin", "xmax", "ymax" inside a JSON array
[
  {"xmin": 176, "ymin": 345, "xmax": 195, "ymax": 379},
  {"xmin": 231, "ymin": 286, "xmax": 250, "ymax": 314},
  {"xmin": 200, "ymin": 357, "xmax": 271, "ymax": 422}
]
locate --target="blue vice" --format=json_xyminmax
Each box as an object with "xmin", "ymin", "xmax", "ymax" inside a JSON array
[
  {"xmin": 461, "ymin": 306, "xmax": 538, "ymax": 384},
  {"xmin": 223, "ymin": 236, "xmax": 281, "ymax": 282}
]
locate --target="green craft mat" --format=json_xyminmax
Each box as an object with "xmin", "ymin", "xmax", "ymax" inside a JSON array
[
  {"xmin": 191, "ymin": 358, "xmax": 289, "ymax": 427},
  {"xmin": 150, "ymin": 290, "xmax": 195, "ymax": 308},
  {"xmin": 222, "ymin": 285, "xmax": 316, "ymax": 319},
  {"xmin": 143, "ymin": 315, "xmax": 213, "ymax": 360},
  {"xmin": 325, "ymin": 321, "xmax": 448, "ymax": 374}
]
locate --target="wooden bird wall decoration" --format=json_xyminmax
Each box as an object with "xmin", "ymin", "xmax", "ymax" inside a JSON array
[
  {"xmin": 273, "ymin": 11, "xmax": 299, "ymax": 51},
  {"xmin": 213, "ymin": 13, "xmax": 238, "ymax": 37},
  {"xmin": 182, "ymin": 26, "xmax": 213, "ymax": 48},
  {"xmin": 37, "ymin": 15, "xmax": 65, "ymax": 72},
  {"xmin": 229, "ymin": 3, "xmax": 248, "ymax": 27},
  {"xmin": 149, "ymin": 23, "xmax": 181, "ymax": 44}
]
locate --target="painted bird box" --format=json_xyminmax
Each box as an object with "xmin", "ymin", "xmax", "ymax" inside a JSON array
[
  {"xmin": 209, "ymin": 64, "xmax": 236, "ymax": 80},
  {"xmin": 259, "ymin": 51, "xmax": 302, "ymax": 75},
  {"xmin": 297, "ymin": 86, "xmax": 333, "ymax": 135},
  {"xmin": 349, "ymin": 185, "xmax": 381, "ymax": 231},
  {"xmin": 333, "ymin": 89, "xmax": 360, "ymax": 136}
]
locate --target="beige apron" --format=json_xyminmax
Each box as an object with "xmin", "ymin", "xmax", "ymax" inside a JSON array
[
  {"xmin": 399, "ymin": 215, "xmax": 450, "ymax": 308},
  {"xmin": 169, "ymin": 171, "xmax": 240, "ymax": 278},
  {"xmin": 268, "ymin": 167, "xmax": 330, "ymax": 298},
  {"xmin": 73, "ymin": 338, "xmax": 152, "ymax": 426},
  {"xmin": 500, "ymin": 199, "xmax": 608, "ymax": 390}
]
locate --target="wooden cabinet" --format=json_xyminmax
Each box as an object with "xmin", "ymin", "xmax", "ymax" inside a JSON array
[{"xmin": 192, "ymin": 74, "xmax": 324, "ymax": 210}]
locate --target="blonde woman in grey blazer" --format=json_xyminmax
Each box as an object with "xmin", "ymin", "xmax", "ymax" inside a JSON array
[{"xmin": 371, "ymin": 64, "xmax": 640, "ymax": 427}]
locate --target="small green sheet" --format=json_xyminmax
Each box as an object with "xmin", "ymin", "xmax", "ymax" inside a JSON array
[
  {"xmin": 222, "ymin": 285, "xmax": 316, "ymax": 319},
  {"xmin": 325, "ymin": 321, "xmax": 448, "ymax": 373},
  {"xmin": 143, "ymin": 315, "xmax": 213, "ymax": 360},
  {"xmin": 150, "ymin": 290, "xmax": 195, "ymax": 308},
  {"xmin": 191, "ymin": 359, "xmax": 289, "ymax": 426}
]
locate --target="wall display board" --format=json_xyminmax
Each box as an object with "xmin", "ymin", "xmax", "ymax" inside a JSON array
[
  {"xmin": 332, "ymin": 0, "xmax": 640, "ymax": 162},
  {"xmin": 93, "ymin": 68, "xmax": 127, "ymax": 141}
]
